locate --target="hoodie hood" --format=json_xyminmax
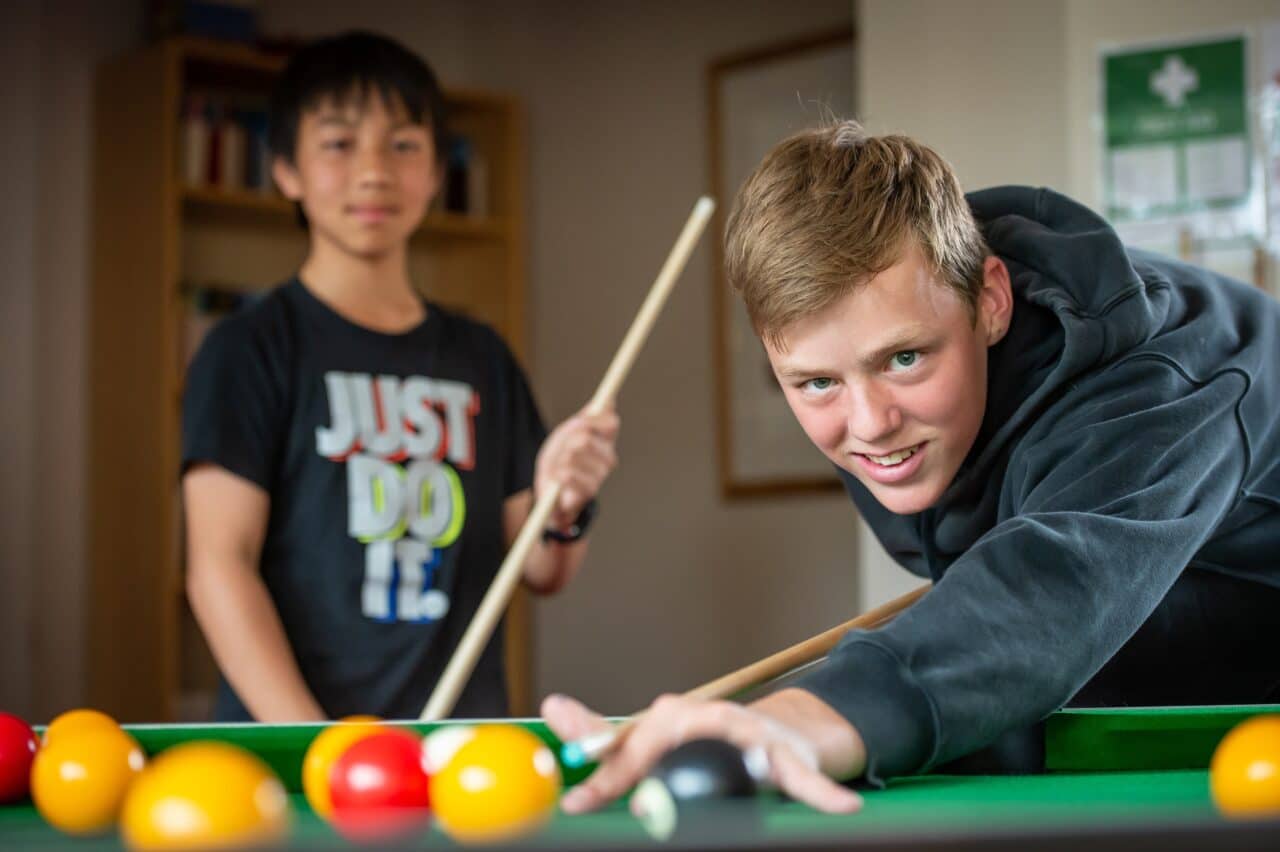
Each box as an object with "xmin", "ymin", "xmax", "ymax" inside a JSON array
[
  {"xmin": 971, "ymin": 185, "xmax": 1170, "ymax": 366},
  {"xmin": 963, "ymin": 187, "xmax": 1174, "ymax": 471}
]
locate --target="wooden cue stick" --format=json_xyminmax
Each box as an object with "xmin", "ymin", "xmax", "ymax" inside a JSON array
[
  {"xmin": 420, "ymin": 196, "xmax": 717, "ymax": 722},
  {"xmin": 684, "ymin": 582, "xmax": 930, "ymax": 700},
  {"xmin": 562, "ymin": 583, "xmax": 930, "ymax": 765}
]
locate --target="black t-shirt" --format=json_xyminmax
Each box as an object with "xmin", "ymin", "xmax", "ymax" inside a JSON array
[{"xmin": 182, "ymin": 279, "xmax": 545, "ymax": 720}]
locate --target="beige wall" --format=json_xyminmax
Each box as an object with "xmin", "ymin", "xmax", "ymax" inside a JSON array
[
  {"xmin": 858, "ymin": 0, "xmax": 1070, "ymax": 191},
  {"xmin": 1064, "ymin": 0, "xmax": 1280, "ymax": 210},
  {"xmin": 0, "ymin": 0, "xmax": 140, "ymax": 718},
  {"xmin": 0, "ymin": 0, "xmax": 40, "ymax": 715}
]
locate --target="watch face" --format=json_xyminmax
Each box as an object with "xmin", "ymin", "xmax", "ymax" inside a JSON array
[{"xmin": 542, "ymin": 499, "xmax": 596, "ymax": 543}]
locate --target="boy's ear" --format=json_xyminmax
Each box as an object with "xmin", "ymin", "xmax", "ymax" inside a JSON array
[
  {"xmin": 979, "ymin": 255, "xmax": 1014, "ymax": 346},
  {"xmin": 272, "ymin": 156, "xmax": 303, "ymax": 200}
]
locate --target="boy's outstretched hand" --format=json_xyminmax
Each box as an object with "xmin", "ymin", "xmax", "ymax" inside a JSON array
[
  {"xmin": 534, "ymin": 406, "xmax": 620, "ymax": 531},
  {"xmin": 542, "ymin": 689, "xmax": 866, "ymax": 815}
]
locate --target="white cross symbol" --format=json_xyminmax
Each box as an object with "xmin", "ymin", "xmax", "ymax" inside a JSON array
[{"xmin": 1150, "ymin": 55, "xmax": 1198, "ymax": 108}]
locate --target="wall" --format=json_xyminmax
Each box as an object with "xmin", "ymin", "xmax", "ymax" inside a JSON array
[
  {"xmin": 1064, "ymin": 0, "xmax": 1280, "ymax": 211},
  {"xmin": 259, "ymin": 0, "xmax": 859, "ymax": 714},
  {"xmin": 0, "ymin": 0, "xmax": 141, "ymax": 719},
  {"xmin": 858, "ymin": 0, "xmax": 1070, "ymax": 192},
  {"xmin": 0, "ymin": 1, "xmax": 41, "ymax": 715}
]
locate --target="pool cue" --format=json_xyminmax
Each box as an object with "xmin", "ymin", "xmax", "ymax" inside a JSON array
[
  {"xmin": 420, "ymin": 196, "xmax": 717, "ymax": 722},
  {"xmin": 560, "ymin": 583, "xmax": 930, "ymax": 767}
]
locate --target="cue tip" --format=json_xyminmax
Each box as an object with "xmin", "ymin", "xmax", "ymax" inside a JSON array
[{"xmin": 561, "ymin": 729, "xmax": 617, "ymax": 768}]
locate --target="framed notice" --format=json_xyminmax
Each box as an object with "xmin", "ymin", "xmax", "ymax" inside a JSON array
[
  {"xmin": 1101, "ymin": 34, "xmax": 1271, "ymax": 287},
  {"xmin": 707, "ymin": 30, "xmax": 853, "ymax": 498},
  {"xmin": 1103, "ymin": 36, "xmax": 1251, "ymax": 222},
  {"xmin": 1264, "ymin": 23, "xmax": 1280, "ymax": 267}
]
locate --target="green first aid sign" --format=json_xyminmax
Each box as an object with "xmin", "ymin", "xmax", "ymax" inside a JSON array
[
  {"xmin": 1104, "ymin": 36, "xmax": 1250, "ymax": 220},
  {"xmin": 1106, "ymin": 38, "xmax": 1247, "ymax": 146}
]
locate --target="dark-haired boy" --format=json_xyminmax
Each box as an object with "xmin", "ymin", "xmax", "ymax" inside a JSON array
[
  {"xmin": 544, "ymin": 122, "xmax": 1280, "ymax": 814},
  {"xmin": 183, "ymin": 32, "xmax": 618, "ymax": 722}
]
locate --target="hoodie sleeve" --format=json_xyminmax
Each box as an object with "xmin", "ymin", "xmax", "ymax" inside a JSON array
[{"xmin": 795, "ymin": 354, "xmax": 1250, "ymax": 784}]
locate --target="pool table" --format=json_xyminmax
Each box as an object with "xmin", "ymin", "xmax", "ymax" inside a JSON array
[{"xmin": 2, "ymin": 705, "xmax": 1278, "ymax": 850}]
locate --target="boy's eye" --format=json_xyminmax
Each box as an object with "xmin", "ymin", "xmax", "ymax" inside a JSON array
[
  {"xmin": 889, "ymin": 351, "xmax": 919, "ymax": 370},
  {"xmin": 802, "ymin": 377, "xmax": 835, "ymax": 393},
  {"xmin": 321, "ymin": 137, "xmax": 353, "ymax": 151}
]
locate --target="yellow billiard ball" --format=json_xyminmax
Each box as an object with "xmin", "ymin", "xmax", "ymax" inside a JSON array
[
  {"xmin": 120, "ymin": 741, "xmax": 290, "ymax": 850},
  {"xmin": 429, "ymin": 724, "xmax": 562, "ymax": 844},
  {"xmin": 1210, "ymin": 714, "xmax": 1280, "ymax": 819},
  {"xmin": 422, "ymin": 724, "xmax": 476, "ymax": 774},
  {"xmin": 300, "ymin": 715, "xmax": 382, "ymax": 821},
  {"xmin": 30, "ymin": 726, "xmax": 145, "ymax": 835},
  {"xmin": 42, "ymin": 708, "xmax": 122, "ymax": 746}
]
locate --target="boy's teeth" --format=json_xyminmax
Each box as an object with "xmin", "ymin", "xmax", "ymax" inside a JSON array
[{"xmin": 868, "ymin": 445, "xmax": 918, "ymax": 466}]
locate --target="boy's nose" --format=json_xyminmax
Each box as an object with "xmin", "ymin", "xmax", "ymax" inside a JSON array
[
  {"xmin": 355, "ymin": 150, "xmax": 393, "ymax": 186},
  {"xmin": 847, "ymin": 383, "xmax": 902, "ymax": 444}
]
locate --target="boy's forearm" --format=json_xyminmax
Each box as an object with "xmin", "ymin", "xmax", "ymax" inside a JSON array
[
  {"xmin": 522, "ymin": 538, "xmax": 589, "ymax": 595},
  {"xmin": 187, "ymin": 559, "xmax": 326, "ymax": 722}
]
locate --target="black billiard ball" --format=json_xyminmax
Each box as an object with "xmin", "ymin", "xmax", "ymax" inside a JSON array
[{"xmin": 631, "ymin": 738, "xmax": 764, "ymax": 842}]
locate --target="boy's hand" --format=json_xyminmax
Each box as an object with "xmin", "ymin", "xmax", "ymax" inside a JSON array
[
  {"xmin": 541, "ymin": 690, "xmax": 865, "ymax": 815},
  {"xmin": 534, "ymin": 406, "xmax": 620, "ymax": 531}
]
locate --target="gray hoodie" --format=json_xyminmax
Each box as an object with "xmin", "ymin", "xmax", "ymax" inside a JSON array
[{"xmin": 797, "ymin": 186, "xmax": 1280, "ymax": 783}]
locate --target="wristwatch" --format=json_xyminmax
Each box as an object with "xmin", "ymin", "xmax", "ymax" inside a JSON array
[{"xmin": 542, "ymin": 499, "xmax": 598, "ymax": 544}]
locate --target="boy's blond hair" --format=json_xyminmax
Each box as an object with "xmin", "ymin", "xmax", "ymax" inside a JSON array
[{"xmin": 724, "ymin": 121, "xmax": 988, "ymax": 348}]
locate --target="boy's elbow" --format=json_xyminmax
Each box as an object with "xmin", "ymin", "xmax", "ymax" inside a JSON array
[
  {"xmin": 523, "ymin": 562, "xmax": 575, "ymax": 596},
  {"xmin": 184, "ymin": 551, "xmax": 255, "ymax": 608},
  {"xmin": 523, "ymin": 573, "xmax": 566, "ymax": 597},
  {"xmin": 185, "ymin": 557, "xmax": 218, "ymax": 609}
]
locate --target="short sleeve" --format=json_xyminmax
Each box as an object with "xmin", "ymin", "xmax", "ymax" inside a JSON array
[
  {"xmin": 181, "ymin": 314, "xmax": 287, "ymax": 490},
  {"xmin": 494, "ymin": 336, "xmax": 546, "ymax": 498}
]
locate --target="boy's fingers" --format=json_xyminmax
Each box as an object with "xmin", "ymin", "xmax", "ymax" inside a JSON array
[
  {"xmin": 558, "ymin": 698, "xmax": 861, "ymax": 818},
  {"xmin": 563, "ymin": 720, "xmax": 682, "ymax": 815},
  {"xmin": 561, "ymin": 754, "xmax": 644, "ymax": 813},
  {"xmin": 587, "ymin": 435, "xmax": 619, "ymax": 468},
  {"xmin": 563, "ymin": 702, "xmax": 690, "ymax": 814},
  {"xmin": 559, "ymin": 459, "xmax": 611, "ymax": 494},
  {"xmin": 588, "ymin": 411, "xmax": 621, "ymax": 438},
  {"xmin": 577, "ymin": 699, "xmax": 760, "ymax": 812},
  {"xmin": 568, "ymin": 408, "xmax": 619, "ymax": 437},
  {"xmin": 769, "ymin": 746, "xmax": 863, "ymax": 814},
  {"xmin": 541, "ymin": 694, "xmax": 610, "ymax": 742}
]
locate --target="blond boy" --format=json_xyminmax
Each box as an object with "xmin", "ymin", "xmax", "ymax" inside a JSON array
[{"xmin": 545, "ymin": 122, "xmax": 1280, "ymax": 811}]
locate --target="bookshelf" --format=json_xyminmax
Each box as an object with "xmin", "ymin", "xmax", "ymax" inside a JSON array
[{"xmin": 87, "ymin": 37, "xmax": 532, "ymax": 722}]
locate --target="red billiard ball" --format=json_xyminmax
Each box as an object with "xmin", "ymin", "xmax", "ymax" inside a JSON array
[
  {"xmin": 0, "ymin": 713, "xmax": 38, "ymax": 804},
  {"xmin": 328, "ymin": 729, "xmax": 431, "ymax": 841}
]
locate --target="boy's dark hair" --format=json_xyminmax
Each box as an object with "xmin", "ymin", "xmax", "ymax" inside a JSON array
[{"xmin": 269, "ymin": 30, "xmax": 449, "ymax": 163}]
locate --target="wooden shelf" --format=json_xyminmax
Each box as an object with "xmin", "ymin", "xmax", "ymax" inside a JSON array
[
  {"xmin": 171, "ymin": 37, "xmax": 508, "ymax": 112},
  {"xmin": 174, "ymin": 36, "xmax": 288, "ymax": 75},
  {"xmin": 181, "ymin": 186, "xmax": 510, "ymax": 239}
]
